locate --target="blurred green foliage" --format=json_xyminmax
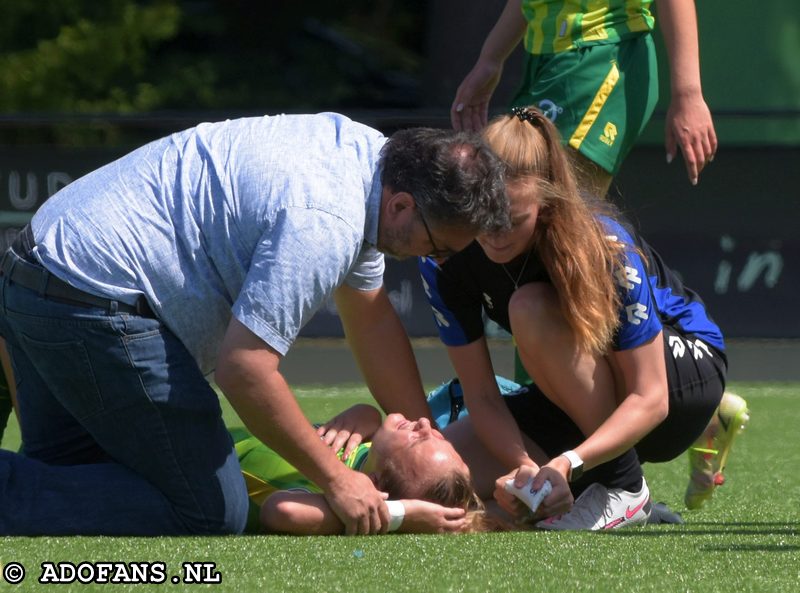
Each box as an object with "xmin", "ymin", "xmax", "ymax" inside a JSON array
[{"xmin": 0, "ymin": 0, "xmax": 426, "ymax": 114}]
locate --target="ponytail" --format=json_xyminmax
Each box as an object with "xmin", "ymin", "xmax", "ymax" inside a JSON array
[{"xmin": 483, "ymin": 107, "xmax": 624, "ymax": 354}]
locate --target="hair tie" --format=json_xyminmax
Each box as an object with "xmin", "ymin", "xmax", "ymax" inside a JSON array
[{"xmin": 511, "ymin": 106, "xmax": 541, "ymax": 125}]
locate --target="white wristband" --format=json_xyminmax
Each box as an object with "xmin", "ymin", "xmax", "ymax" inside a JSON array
[{"xmin": 384, "ymin": 500, "xmax": 405, "ymax": 532}]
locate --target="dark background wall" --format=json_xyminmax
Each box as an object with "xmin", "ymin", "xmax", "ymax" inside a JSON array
[
  {"xmin": 1, "ymin": 128, "xmax": 796, "ymax": 340},
  {"xmin": 1, "ymin": 0, "xmax": 798, "ymax": 340}
]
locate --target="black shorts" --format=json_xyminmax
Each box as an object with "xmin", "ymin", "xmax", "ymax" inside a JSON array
[
  {"xmin": 636, "ymin": 326, "xmax": 727, "ymax": 462},
  {"xmin": 506, "ymin": 326, "xmax": 727, "ymax": 467}
]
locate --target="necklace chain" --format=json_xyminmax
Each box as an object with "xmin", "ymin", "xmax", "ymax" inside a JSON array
[{"xmin": 502, "ymin": 249, "xmax": 533, "ymax": 290}]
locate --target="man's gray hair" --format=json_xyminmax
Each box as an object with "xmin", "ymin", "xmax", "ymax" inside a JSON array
[{"xmin": 380, "ymin": 128, "xmax": 509, "ymax": 233}]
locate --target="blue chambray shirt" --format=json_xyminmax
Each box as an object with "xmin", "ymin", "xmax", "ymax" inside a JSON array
[{"xmin": 31, "ymin": 113, "xmax": 386, "ymax": 374}]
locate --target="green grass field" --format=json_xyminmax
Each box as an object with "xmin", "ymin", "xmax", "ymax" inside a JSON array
[{"xmin": 1, "ymin": 382, "xmax": 798, "ymax": 592}]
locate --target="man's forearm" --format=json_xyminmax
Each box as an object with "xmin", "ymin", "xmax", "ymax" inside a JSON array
[
  {"xmin": 224, "ymin": 365, "xmax": 348, "ymax": 490},
  {"xmin": 351, "ymin": 315, "xmax": 430, "ymax": 419},
  {"xmin": 336, "ymin": 285, "xmax": 430, "ymax": 420}
]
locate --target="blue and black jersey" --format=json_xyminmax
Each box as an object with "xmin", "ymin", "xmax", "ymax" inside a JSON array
[
  {"xmin": 419, "ymin": 216, "xmax": 725, "ymax": 356},
  {"xmin": 419, "ymin": 240, "xmax": 548, "ymax": 346}
]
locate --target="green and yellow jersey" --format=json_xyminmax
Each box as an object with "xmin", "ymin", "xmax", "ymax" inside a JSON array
[
  {"xmin": 521, "ymin": 0, "xmax": 654, "ymax": 54},
  {"xmin": 230, "ymin": 427, "xmax": 372, "ymax": 533}
]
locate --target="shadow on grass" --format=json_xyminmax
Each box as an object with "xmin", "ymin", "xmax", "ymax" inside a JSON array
[
  {"xmin": 602, "ymin": 521, "xmax": 799, "ymax": 540},
  {"xmin": 699, "ymin": 544, "xmax": 800, "ymax": 552}
]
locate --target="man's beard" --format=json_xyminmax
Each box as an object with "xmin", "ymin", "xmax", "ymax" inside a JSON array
[{"xmin": 377, "ymin": 220, "xmax": 414, "ymax": 260}]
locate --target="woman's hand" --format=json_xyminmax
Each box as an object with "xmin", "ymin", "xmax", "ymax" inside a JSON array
[
  {"xmin": 665, "ymin": 91, "xmax": 717, "ymax": 185},
  {"xmin": 493, "ymin": 463, "xmax": 573, "ymax": 520},
  {"xmin": 451, "ymin": 58, "xmax": 504, "ymax": 131},
  {"xmin": 399, "ymin": 500, "xmax": 468, "ymax": 534},
  {"xmin": 317, "ymin": 404, "xmax": 382, "ymax": 460},
  {"xmin": 531, "ymin": 460, "xmax": 573, "ymax": 519}
]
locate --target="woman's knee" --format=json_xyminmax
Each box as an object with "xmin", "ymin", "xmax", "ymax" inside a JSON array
[{"xmin": 508, "ymin": 283, "xmax": 563, "ymax": 345}]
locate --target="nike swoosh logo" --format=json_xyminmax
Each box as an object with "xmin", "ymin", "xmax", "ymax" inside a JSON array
[{"xmin": 625, "ymin": 496, "xmax": 650, "ymax": 519}]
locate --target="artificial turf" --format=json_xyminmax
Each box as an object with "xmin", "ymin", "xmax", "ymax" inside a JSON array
[{"xmin": 1, "ymin": 382, "xmax": 798, "ymax": 592}]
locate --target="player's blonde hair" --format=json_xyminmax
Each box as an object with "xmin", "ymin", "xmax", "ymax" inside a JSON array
[
  {"xmin": 379, "ymin": 461, "xmax": 494, "ymax": 533},
  {"xmin": 481, "ymin": 107, "xmax": 625, "ymax": 355}
]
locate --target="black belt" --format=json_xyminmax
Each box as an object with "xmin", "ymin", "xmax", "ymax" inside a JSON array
[{"xmin": 1, "ymin": 226, "xmax": 156, "ymax": 318}]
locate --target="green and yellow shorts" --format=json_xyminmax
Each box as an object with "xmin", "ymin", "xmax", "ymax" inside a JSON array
[{"xmin": 511, "ymin": 32, "xmax": 659, "ymax": 175}]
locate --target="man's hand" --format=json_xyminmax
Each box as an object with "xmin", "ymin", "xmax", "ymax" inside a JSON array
[
  {"xmin": 399, "ymin": 500, "xmax": 468, "ymax": 534},
  {"xmin": 324, "ymin": 468, "xmax": 389, "ymax": 535}
]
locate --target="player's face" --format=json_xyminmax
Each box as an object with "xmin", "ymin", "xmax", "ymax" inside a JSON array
[
  {"xmin": 371, "ymin": 414, "xmax": 468, "ymax": 496},
  {"xmin": 476, "ymin": 180, "xmax": 539, "ymax": 264}
]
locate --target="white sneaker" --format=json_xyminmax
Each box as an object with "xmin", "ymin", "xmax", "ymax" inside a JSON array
[{"xmin": 536, "ymin": 478, "xmax": 652, "ymax": 531}]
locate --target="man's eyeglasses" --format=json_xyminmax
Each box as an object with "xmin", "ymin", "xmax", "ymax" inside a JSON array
[{"xmin": 418, "ymin": 208, "xmax": 454, "ymax": 259}]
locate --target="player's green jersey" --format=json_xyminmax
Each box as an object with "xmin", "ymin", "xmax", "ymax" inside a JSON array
[
  {"xmin": 230, "ymin": 427, "xmax": 372, "ymax": 532},
  {"xmin": 521, "ymin": 0, "xmax": 654, "ymax": 54}
]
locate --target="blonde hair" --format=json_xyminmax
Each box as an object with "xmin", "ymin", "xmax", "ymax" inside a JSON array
[
  {"xmin": 379, "ymin": 460, "xmax": 494, "ymax": 533},
  {"xmin": 482, "ymin": 107, "xmax": 624, "ymax": 354}
]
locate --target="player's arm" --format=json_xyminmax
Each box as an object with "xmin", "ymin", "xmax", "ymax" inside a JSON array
[
  {"xmin": 656, "ymin": 0, "xmax": 717, "ymax": 183},
  {"xmin": 447, "ymin": 338, "xmax": 537, "ymax": 472},
  {"xmin": 451, "ymin": 0, "xmax": 527, "ymax": 130},
  {"xmin": 543, "ymin": 333, "xmax": 670, "ymax": 482},
  {"xmin": 540, "ymin": 233, "xmax": 669, "ymax": 480},
  {"xmin": 334, "ymin": 283, "xmax": 432, "ymax": 421},
  {"xmin": 260, "ymin": 491, "xmax": 345, "ymax": 535},
  {"xmin": 261, "ymin": 492, "xmax": 466, "ymax": 535},
  {"xmin": 316, "ymin": 403, "xmax": 383, "ymax": 461},
  {"xmin": 447, "ymin": 339, "xmax": 575, "ymax": 518},
  {"xmin": 477, "ymin": 0, "xmax": 528, "ymax": 64},
  {"xmin": 216, "ymin": 317, "xmax": 389, "ymax": 535}
]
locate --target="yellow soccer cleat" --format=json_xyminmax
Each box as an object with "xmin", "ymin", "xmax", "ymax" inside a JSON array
[{"xmin": 685, "ymin": 392, "xmax": 750, "ymax": 510}]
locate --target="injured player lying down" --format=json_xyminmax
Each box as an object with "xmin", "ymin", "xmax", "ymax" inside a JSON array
[{"xmin": 235, "ymin": 404, "xmax": 490, "ymax": 535}]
